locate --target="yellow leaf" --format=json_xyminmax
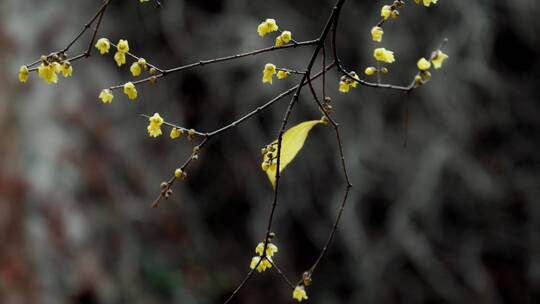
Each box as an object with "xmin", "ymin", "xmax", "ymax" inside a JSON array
[{"xmin": 262, "ymin": 120, "xmax": 325, "ymax": 188}]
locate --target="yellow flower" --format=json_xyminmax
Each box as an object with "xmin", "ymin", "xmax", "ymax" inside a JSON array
[
  {"xmin": 275, "ymin": 36, "xmax": 284, "ymax": 47},
  {"xmin": 431, "ymin": 50, "xmax": 448, "ymax": 69},
  {"xmin": 37, "ymin": 63, "xmax": 58, "ymax": 84},
  {"xmin": 130, "ymin": 62, "xmax": 142, "ymax": 76},
  {"xmin": 373, "ymin": 47, "xmax": 395, "ymax": 63},
  {"xmin": 18, "ymin": 65, "xmax": 29, "ymax": 83},
  {"xmin": 365, "ymin": 67, "xmax": 377, "ymax": 76},
  {"xmin": 381, "ymin": 5, "xmax": 392, "ymax": 20},
  {"xmin": 417, "ymin": 57, "xmax": 431, "ymax": 70},
  {"xmin": 415, "ymin": 0, "xmax": 438, "ymax": 7},
  {"xmin": 275, "ymin": 31, "xmax": 292, "ymax": 47},
  {"xmin": 292, "ymin": 286, "xmax": 308, "ymax": 302},
  {"xmin": 277, "ymin": 70, "xmax": 290, "ymax": 79},
  {"xmin": 95, "ymin": 38, "xmax": 110, "ymax": 54},
  {"xmin": 61, "ymin": 62, "xmax": 73, "ymax": 77},
  {"xmin": 147, "ymin": 113, "xmax": 164, "ymax": 137},
  {"xmin": 281, "ymin": 31, "xmax": 292, "ymax": 43},
  {"xmin": 123, "ymin": 82, "xmax": 138, "ymax": 100},
  {"xmin": 255, "ymin": 242, "xmax": 279, "ymax": 257},
  {"xmin": 52, "ymin": 62, "xmax": 62, "ymax": 73},
  {"xmin": 371, "ymin": 26, "xmax": 384, "ymax": 42},
  {"xmin": 262, "ymin": 63, "xmax": 276, "ymax": 84},
  {"xmin": 116, "ymin": 39, "xmax": 130, "ymax": 53},
  {"xmin": 99, "ymin": 89, "xmax": 114, "ymax": 104},
  {"xmin": 257, "ymin": 18, "xmax": 279, "ymax": 37},
  {"xmin": 114, "ymin": 52, "xmax": 126, "ymax": 67},
  {"xmin": 137, "ymin": 58, "xmax": 147, "ymax": 68},
  {"xmin": 249, "ymin": 256, "xmax": 273, "ymax": 273},
  {"xmin": 170, "ymin": 127, "xmax": 183, "ymax": 139},
  {"xmin": 339, "ymin": 80, "xmax": 350, "ymax": 93}
]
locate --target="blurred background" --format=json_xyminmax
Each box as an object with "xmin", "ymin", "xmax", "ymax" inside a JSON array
[{"xmin": 1, "ymin": 0, "xmax": 539, "ymax": 303}]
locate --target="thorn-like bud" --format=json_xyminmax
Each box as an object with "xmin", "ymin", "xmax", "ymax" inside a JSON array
[
  {"xmin": 302, "ymin": 272, "xmax": 313, "ymax": 286},
  {"xmin": 160, "ymin": 181, "xmax": 168, "ymax": 189},
  {"xmin": 187, "ymin": 129, "xmax": 195, "ymax": 141}
]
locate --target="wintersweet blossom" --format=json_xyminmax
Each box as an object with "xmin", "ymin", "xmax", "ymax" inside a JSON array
[
  {"xmin": 431, "ymin": 50, "xmax": 448, "ymax": 69},
  {"xmin": 275, "ymin": 31, "xmax": 292, "ymax": 47},
  {"xmin": 373, "ymin": 47, "xmax": 395, "ymax": 63},
  {"xmin": 18, "ymin": 66, "xmax": 29, "ymax": 83},
  {"xmin": 381, "ymin": 5, "xmax": 392, "ymax": 19},
  {"xmin": 99, "ymin": 89, "xmax": 114, "ymax": 103},
  {"xmin": 170, "ymin": 128, "xmax": 183, "ymax": 139},
  {"xmin": 61, "ymin": 62, "xmax": 73, "ymax": 77},
  {"xmin": 147, "ymin": 113, "xmax": 164, "ymax": 137},
  {"xmin": 123, "ymin": 82, "xmax": 138, "ymax": 100},
  {"xmin": 417, "ymin": 57, "xmax": 431, "ymax": 70},
  {"xmin": 250, "ymin": 256, "xmax": 273, "ymax": 272},
  {"xmin": 277, "ymin": 70, "xmax": 290, "ymax": 79},
  {"xmin": 38, "ymin": 63, "xmax": 58, "ymax": 84},
  {"xmin": 114, "ymin": 52, "xmax": 126, "ymax": 67},
  {"xmin": 255, "ymin": 242, "xmax": 279, "ymax": 257},
  {"xmin": 95, "ymin": 38, "xmax": 110, "ymax": 54},
  {"xmin": 292, "ymin": 286, "xmax": 308, "ymax": 302},
  {"xmin": 257, "ymin": 19, "xmax": 279, "ymax": 37},
  {"xmin": 371, "ymin": 26, "xmax": 384, "ymax": 42},
  {"xmin": 262, "ymin": 63, "xmax": 277, "ymax": 84}
]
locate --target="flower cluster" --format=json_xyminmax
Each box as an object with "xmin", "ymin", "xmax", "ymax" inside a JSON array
[
  {"xmin": 249, "ymin": 241, "xmax": 278, "ymax": 273},
  {"xmin": 414, "ymin": 49, "xmax": 449, "ymax": 85},
  {"xmin": 114, "ymin": 39, "xmax": 130, "ymax": 67},
  {"xmin": 262, "ymin": 64, "xmax": 292, "ymax": 84},
  {"xmin": 142, "ymin": 113, "xmax": 196, "ymax": 141},
  {"xmin": 257, "ymin": 18, "xmax": 294, "ymax": 47},
  {"xmin": 95, "ymin": 38, "xmax": 159, "ymax": 102},
  {"xmin": 381, "ymin": 0, "xmax": 405, "ymax": 20},
  {"xmin": 257, "ymin": 19, "xmax": 279, "ymax": 37},
  {"xmin": 275, "ymin": 31, "xmax": 292, "ymax": 47},
  {"xmin": 19, "ymin": 54, "xmax": 73, "ymax": 85}
]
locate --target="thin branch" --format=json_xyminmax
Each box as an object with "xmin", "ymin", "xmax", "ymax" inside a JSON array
[
  {"xmin": 26, "ymin": 0, "xmax": 111, "ymax": 68},
  {"xmin": 108, "ymin": 40, "xmax": 318, "ymax": 90},
  {"xmin": 270, "ymin": 260, "xmax": 295, "ymax": 289},
  {"xmin": 260, "ymin": 0, "xmax": 347, "ymax": 285},
  {"xmin": 149, "ymin": 63, "xmax": 335, "ymax": 208},
  {"xmin": 304, "ymin": 59, "xmax": 353, "ymax": 278}
]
